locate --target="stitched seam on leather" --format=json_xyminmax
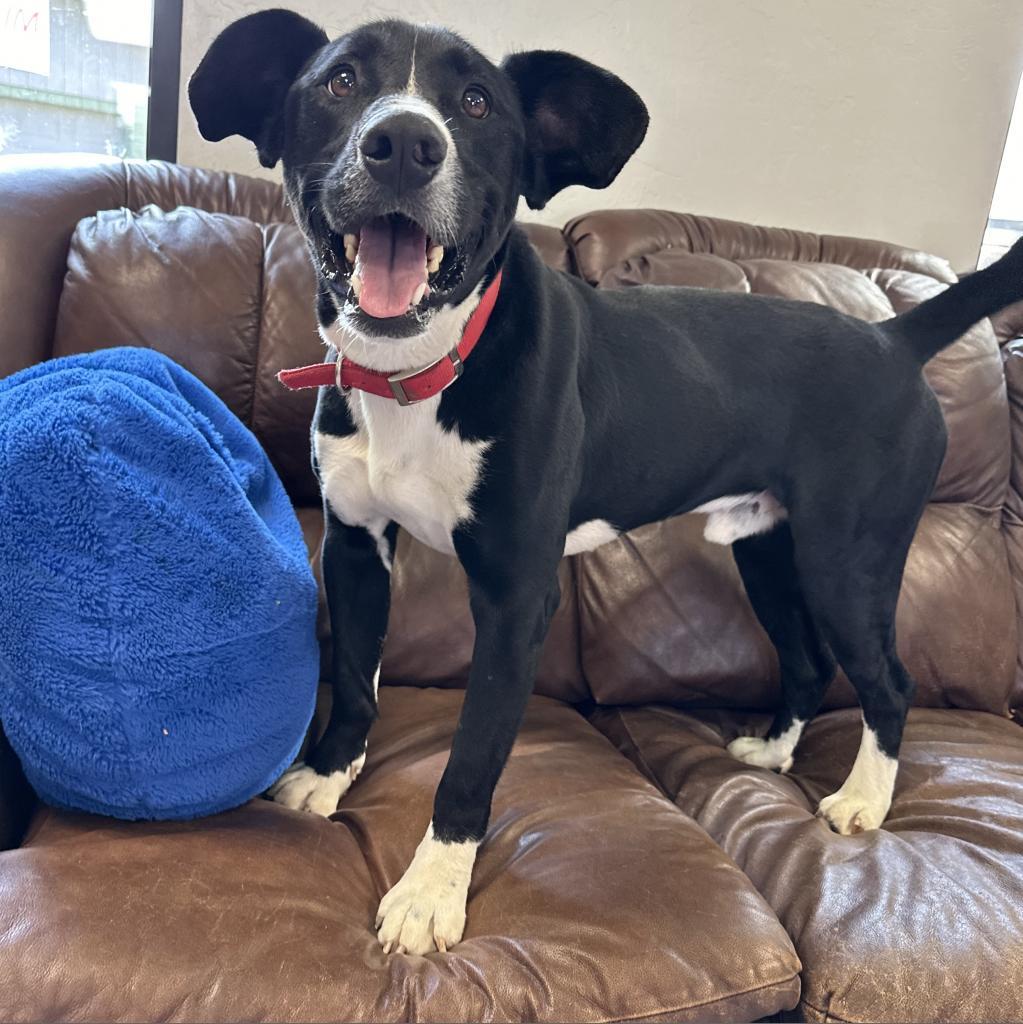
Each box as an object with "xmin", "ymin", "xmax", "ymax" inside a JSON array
[
  {"xmin": 247, "ymin": 224, "xmax": 268, "ymax": 426},
  {"xmin": 610, "ymin": 710, "xmax": 672, "ymax": 798},
  {"xmin": 801, "ymin": 994, "xmax": 853, "ymax": 1023},
  {"xmin": 567, "ymin": 555, "xmax": 589, "ymax": 701},
  {"xmin": 591, "ymin": 973, "xmax": 801, "ymax": 1024}
]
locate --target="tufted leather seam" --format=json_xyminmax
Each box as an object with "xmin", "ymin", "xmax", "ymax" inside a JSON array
[
  {"xmin": 566, "ymin": 555, "xmax": 591, "ymax": 701},
  {"xmin": 246, "ymin": 225, "xmax": 269, "ymax": 428},
  {"xmin": 581, "ymin": 973, "xmax": 801, "ymax": 1023},
  {"xmin": 799, "ymin": 994, "xmax": 854, "ymax": 1023},
  {"xmin": 608, "ymin": 708, "xmax": 671, "ymax": 796}
]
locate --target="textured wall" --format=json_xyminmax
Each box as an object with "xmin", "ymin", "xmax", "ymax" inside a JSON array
[{"xmin": 177, "ymin": 0, "xmax": 1023, "ymax": 268}]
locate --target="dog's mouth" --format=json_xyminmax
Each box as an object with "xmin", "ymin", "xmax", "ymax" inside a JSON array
[{"xmin": 319, "ymin": 213, "xmax": 466, "ymax": 323}]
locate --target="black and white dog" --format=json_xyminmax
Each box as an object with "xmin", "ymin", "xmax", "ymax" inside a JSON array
[{"xmin": 191, "ymin": 9, "xmax": 1023, "ymax": 955}]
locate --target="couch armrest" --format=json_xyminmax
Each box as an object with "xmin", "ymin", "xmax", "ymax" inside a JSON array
[{"xmin": 0, "ymin": 154, "xmax": 130, "ymax": 378}]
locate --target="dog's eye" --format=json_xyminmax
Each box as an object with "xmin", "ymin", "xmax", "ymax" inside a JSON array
[
  {"xmin": 327, "ymin": 65, "xmax": 357, "ymax": 98},
  {"xmin": 462, "ymin": 86, "xmax": 490, "ymax": 119}
]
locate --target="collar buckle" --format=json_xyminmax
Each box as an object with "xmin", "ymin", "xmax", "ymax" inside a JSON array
[{"xmin": 387, "ymin": 347, "xmax": 464, "ymax": 406}]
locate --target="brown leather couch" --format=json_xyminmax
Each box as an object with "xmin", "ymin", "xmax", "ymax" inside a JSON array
[{"xmin": 1, "ymin": 155, "xmax": 1021, "ymax": 1024}]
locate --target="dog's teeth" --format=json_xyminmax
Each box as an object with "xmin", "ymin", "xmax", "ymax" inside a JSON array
[
  {"xmin": 351, "ymin": 274, "xmax": 362, "ymax": 298},
  {"xmin": 426, "ymin": 245, "xmax": 444, "ymax": 275},
  {"xmin": 412, "ymin": 281, "xmax": 427, "ymax": 305},
  {"xmin": 343, "ymin": 234, "xmax": 359, "ymax": 264}
]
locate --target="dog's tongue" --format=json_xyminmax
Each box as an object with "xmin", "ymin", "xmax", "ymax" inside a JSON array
[{"xmin": 356, "ymin": 218, "xmax": 428, "ymax": 319}]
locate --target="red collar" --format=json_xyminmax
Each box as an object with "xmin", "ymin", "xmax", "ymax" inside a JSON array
[{"xmin": 277, "ymin": 270, "xmax": 502, "ymax": 406}]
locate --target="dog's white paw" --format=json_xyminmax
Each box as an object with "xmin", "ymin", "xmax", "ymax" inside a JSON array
[
  {"xmin": 817, "ymin": 788, "xmax": 889, "ymax": 835},
  {"xmin": 266, "ymin": 755, "xmax": 365, "ymax": 817},
  {"xmin": 727, "ymin": 721, "xmax": 803, "ymax": 773},
  {"xmin": 727, "ymin": 735, "xmax": 794, "ymax": 773},
  {"xmin": 376, "ymin": 826, "xmax": 478, "ymax": 955}
]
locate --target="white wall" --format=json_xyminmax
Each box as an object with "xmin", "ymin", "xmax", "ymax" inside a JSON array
[{"xmin": 177, "ymin": 0, "xmax": 1023, "ymax": 269}]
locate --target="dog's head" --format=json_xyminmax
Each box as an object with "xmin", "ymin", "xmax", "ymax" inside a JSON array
[{"xmin": 189, "ymin": 10, "xmax": 648, "ymax": 339}]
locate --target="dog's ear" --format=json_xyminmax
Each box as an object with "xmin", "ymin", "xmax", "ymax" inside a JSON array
[
  {"xmin": 501, "ymin": 50, "xmax": 648, "ymax": 210},
  {"xmin": 189, "ymin": 10, "xmax": 328, "ymax": 168}
]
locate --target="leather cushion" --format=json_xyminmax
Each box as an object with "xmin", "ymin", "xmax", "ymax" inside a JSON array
[
  {"xmin": 0, "ymin": 688, "xmax": 800, "ymax": 1023},
  {"xmin": 591, "ymin": 703, "xmax": 1023, "ymax": 1024},
  {"xmin": 53, "ymin": 205, "xmax": 323, "ymax": 506}
]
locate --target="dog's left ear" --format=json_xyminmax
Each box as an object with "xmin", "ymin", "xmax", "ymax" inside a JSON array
[
  {"xmin": 501, "ymin": 50, "xmax": 648, "ymax": 210},
  {"xmin": 189, "ymin": 10, "xmax": 328, "ymax": 168}
]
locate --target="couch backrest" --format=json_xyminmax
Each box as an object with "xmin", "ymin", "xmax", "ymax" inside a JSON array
[{"xmin": 2, "ymin": 156, "xmax": 1019, "ymax": 717}]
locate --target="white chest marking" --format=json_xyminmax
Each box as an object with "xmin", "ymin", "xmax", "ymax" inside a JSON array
[
  {"xmin": 315, "ymin": 393, "xmax": 489, "ymax": 556},
  {"xmin": 694, "ymin": 491, "xmax": 788, "ymax": 545},
  {"xmin": 564, "ymin": 518, "xmax": 619, "ymax": 555}
]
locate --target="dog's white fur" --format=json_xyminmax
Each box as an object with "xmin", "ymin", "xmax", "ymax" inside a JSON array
[
  {"xmin": 322, "ymin": 266, "xmax": 481, "ymax": 373},
  {"xmin": 695, "ymin": 491, "xmax": 788, "ymax": 545},
  {"xmin": 267, "ymin": 756, "xmax": 365, "ymax": 815},
  {"xmin": 817, "ymin": 718, "xmax": 898, "ymax": 834},
  {"xmin": 564, "ymin": 518, "xmax": 619, "ymax": 554},
  {"xmin": 376, "ymin": 824, "xmax": 479, "ymax": 955},
  {"xmin": 728, "ymin": 719, "xmax": 805, "ymax": 773},
  {"xmin": 315, "ymin": 398, "xmax": 489, "ymax": 556}
]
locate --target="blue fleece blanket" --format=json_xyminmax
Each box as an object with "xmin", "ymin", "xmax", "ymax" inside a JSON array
[{"xmin": 0, "ymin": 348, "xmax": 319, "ymax": 820}]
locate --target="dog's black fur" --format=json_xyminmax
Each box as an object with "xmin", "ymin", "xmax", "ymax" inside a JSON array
[{"xmin": 191, "ymin": 9, "xmax": 1023, "ymax": 952}]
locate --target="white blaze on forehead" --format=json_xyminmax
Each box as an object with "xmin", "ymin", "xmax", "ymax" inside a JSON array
[{"xmin": 405, "ymin": 29, "xmax": 418, "ymax": 95}]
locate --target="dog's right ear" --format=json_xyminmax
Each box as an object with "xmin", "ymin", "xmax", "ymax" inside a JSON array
[{"xmin": 189, "ymin": 9, "xmax": 328, "ymax": 168}]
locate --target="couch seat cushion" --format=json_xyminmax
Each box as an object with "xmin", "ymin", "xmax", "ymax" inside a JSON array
[
  {"xmin": 0, "ymin": 688, "xmax": 799, "ymax": 1023},
  {"xmin": 591, "ymin": 705, "xmax": 1023, "ymax": 1023}
]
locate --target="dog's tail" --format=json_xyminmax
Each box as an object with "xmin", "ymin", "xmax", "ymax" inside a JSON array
[{"xmin": 888, "ymin": 236, "xmax": 1023, "ymax": 363}]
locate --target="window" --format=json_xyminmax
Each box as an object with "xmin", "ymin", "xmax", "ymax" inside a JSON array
[
  {"xmin": 981, "ymin": 69, "xmax": 1023, "ymax": 269},
  {"xmin": 0, "ymin": 0, "xmax": 181, "ymax": 161}
]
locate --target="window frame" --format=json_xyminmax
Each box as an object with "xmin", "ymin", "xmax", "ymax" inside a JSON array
[{"xmin": 145, "ymin": 0, "xmax": 183, "ymax": 162}]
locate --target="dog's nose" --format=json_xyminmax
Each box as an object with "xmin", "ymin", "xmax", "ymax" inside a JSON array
[{"xmin": 358, "ymin": 112, "xmax": 448, "ymax": 193}]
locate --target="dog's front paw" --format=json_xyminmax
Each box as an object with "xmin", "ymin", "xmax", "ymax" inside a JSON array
[
  {"xmin": 266, "ymin": 755, "xmax": 365, "ymax": 817},
  {"xmin": 727, "ymin": 735, "xmax": 794, "ymax": 773},
  {"xmin": 817, "ymin": 788, "xmax": 889, "ymax": 835},
  {"xmin": 376, "ymin": 827, "xmax": 478, "ymax": 955}
]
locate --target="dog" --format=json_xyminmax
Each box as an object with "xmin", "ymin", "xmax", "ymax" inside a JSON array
[{"xmin": 190, "ymin": 9, "xmax": 1023, "ymax": 956}]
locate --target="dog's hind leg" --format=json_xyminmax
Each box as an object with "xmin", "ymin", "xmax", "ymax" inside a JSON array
[
  {"xmin": 728, "ymin": 524, "xmax": 836, "ymax": 772},
  {"xmin": 791, "ymin": 495, "xmax": 927, "ymax": 835}
]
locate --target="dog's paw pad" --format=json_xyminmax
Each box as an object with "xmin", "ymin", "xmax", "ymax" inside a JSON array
[
  {"xmin": 727, "ymin": 735, "xmax": 793, "ymax": 773},
  {"xmin": 266, "ymin": 759, "xmax": 361, "ymax": 817},
  {"xmin": 817, "ymin": 790, "xmax": 887, "ymax": 835}
]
